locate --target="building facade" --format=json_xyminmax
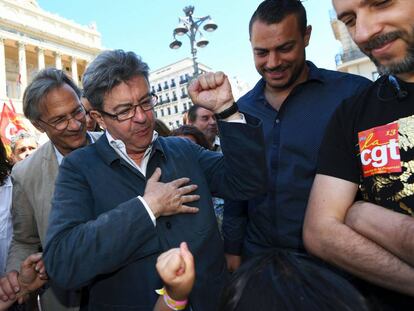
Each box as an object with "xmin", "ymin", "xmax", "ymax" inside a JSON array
[
  {"xmin": 150, "ymin": 58, "xmax": 251, "ymax": 129},
  {"xmin": 330, "ymin": 11, "xmax": 378, "ymax": 81},
  {"xmin": 150, "ymin": 58, "xmax": 211, "ymax": 129},
  {"xmin": 0, "ymin": 0, "xmax": 102, "ymax": 113}
]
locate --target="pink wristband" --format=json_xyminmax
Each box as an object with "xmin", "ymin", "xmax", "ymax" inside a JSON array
[{"xmin": 156, "ymin": 287, "xmax": 188, "ymax": 310}]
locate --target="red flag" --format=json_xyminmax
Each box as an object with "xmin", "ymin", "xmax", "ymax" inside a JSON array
[{"xmin": 0, "ymin": 103, "xmax": 29, "ymax": 155}]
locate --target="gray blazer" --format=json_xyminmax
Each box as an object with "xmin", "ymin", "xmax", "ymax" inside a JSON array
[{"xmin": 7, "ymin": 132, "xmax": 101, "ymax": 311}]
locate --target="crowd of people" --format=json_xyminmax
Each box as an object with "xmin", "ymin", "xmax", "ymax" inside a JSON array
[{"xmin": 0, "ymin": 0, "xmax": 413, "ymax": 310}]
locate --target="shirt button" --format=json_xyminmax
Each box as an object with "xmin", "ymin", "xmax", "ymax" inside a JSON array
[
  {"xmin": 166, "ymin": 221, "xmax": 172, "ymax": 229},
  {"xmin": 275, "ymin": 119, "xmax": 280, "ymax": 124}
]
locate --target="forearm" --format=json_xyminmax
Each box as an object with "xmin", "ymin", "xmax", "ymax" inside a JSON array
[
  {"xmin": 346, "ymin": 201, "xmax": 414, "ymax": 265},
  {"xmin": 306, "ymin": 218, "xmax": 414, "ymax": 296},
  {"xmin": 203, "ymin": 116, "xmax": 267, "ymax": 200}
]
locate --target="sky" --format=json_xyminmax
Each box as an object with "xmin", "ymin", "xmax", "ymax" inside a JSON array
[{"xmin": 37, "ymin": 0, "xmax": 340, "ymax": 87}]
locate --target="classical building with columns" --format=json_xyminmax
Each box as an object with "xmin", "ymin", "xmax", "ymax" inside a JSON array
[{"xmin": 0, "ymin": 0, "xmax": 102, "ymax": 113}]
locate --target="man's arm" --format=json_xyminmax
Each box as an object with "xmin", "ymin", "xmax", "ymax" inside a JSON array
[
  {"xmin": 6, "ymin": 176, "xmax": 41, "ymax": 272},
  {"xmin": 345, "ymin": 201, "xmax": 414, "ymax": 265},
  {"xmin": 43, "ymin": 164, "xmax": 199, "ymax": 290},
  {"xmin": 188, "ymin": 72, "xmax": 267, "ymax": 201},
  {"xmin": 0, "ymin": 253, "xmax": 47, "ymax": 308},
  {"xmin": 303, "ymin": 174, "xmax": 414, "ymax": 296},
  {"xmin": 1, "ymin": 174, "xmax": 42, "ymax": 303},
  {"xmin": 154, "ymin": 242, "xmax": 195, "ymax": 311}
]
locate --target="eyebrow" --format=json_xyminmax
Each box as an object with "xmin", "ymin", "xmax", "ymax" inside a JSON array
[
  {"xmin": 337, "ymin": 0, "xmax": 369, "ymax": 21},
  {"xmin": 113, "ymin": 92, "xmax": 151, "ymax": 109},
  {"xmin": 253, "ymin": 40, "xmax": 296, "ymax": 52},
  {"xmin": 47, "ymin": 105, "xmax": 82, "ymax": 123}
]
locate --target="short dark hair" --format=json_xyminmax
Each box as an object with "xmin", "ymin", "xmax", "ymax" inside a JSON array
[
  {"xmin": 23, "ymin": 68, "xmax": 81, "ymax": 121},
  {"xmin": 0, "ymin": 137, "xmax": 12, "ymax": 186},
  {"xmin": 249, "ymin": 0, "xmax": 307, "ymax": 37},
  {"xmin": 187, "ymin": 105, "xmax": 202, "ymax": 123},
  {"xmin": 155, "ymin": 119, "xmax": 171, "ymax": 137},
  {"xmin": 219, "ymin": 250, "xmax": 369, "ymax": 311},
  {"xmin": 171, "ymin": 125, "xmax": 211, "ymax": 149},
  {"xmin": 82, "ymin": 50, "xmax": 150, "ymax": 110}
]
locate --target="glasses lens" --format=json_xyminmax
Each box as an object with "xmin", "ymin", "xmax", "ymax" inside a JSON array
[
  {"xmin": 55, "ymin": 120, "xmax": 68, "ymax": 131},
  {"xmin": 74, "ymin": 108, "xmax": 86, "ymax": 120},
  {"xmin": 117, "ymin": 107, "xmax": 136, "ymax": 121}
]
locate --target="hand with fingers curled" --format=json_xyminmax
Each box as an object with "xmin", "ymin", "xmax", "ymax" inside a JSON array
[
  {"xmin": 0, "ymin": 253, "xmax": 48, "ymax": 310},
  {"xmin": 144, "ymin": 168, "xmax": 200, "ymax": 218},
  {"xmin": 156, "ymin": 242, "xmax": 195, "ymax": 302},
  {"xmin": 187, "ymin": 71, "xmax": 237, "ymax": 115}
]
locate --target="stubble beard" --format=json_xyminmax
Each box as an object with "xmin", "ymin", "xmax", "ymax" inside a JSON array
[{"xmin": 363, "ymin": 27, "xmax": 414, "ymax": 76}]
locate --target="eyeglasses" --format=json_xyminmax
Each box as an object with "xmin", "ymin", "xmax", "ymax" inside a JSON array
[
  {"xmin": 38, "ymin": 106, "xmax": 86, "ymax": 131},
  {"xmin": 98, "ymin": 93, "xmax": 158, "ymax": 122}
]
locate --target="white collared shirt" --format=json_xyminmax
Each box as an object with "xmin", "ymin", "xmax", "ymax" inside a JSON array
[
  {"xmin": 53, "ymin": 132, "xmax": 97, "ymax": 166},
  {"xmin": 0, "ymin": 176, "xmax": 12, "ymax": 275},
  {"xmin": 106, "ymin": 130, "xmax": 158, "ymax": 226}
]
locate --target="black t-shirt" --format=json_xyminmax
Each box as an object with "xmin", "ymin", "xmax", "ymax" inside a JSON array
[{"xmin": 318, "ymin": 75, "xmax": 414, "ymax": 216}]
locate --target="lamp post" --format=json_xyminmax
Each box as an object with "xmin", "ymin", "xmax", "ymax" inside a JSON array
[{"xmin": 169, "ymin": 5, "xmax": 217, "ymax": 77}]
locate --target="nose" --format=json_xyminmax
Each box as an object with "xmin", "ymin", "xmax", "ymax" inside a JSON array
[
  {"xmin": 67, "ymin": 117, "xmax": 82, "ymax": 131},
  {"xmin": 131, "ymin": 105, "xmax": 147, "ymax": 123},
  {"xmin": 208, "ymin": 116, "xmax": 217, "ymax": 125},
  {"xmin": 267, "ymin": 51, "xmax": 282, "ymax": 69},
  {"xmin": 353, "ymin": 13, "xmax": 382, "ymax": 47}
]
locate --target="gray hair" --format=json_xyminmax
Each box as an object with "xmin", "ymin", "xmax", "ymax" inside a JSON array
[
  {"xmin": 23, "ymin": 68, "xmax": 81, "ymax": 121},
  {"xmin": 82, "ymin": 49, "xmax": 150, "ymax": 110},
  {"xmin": 10, "ymin": 132, "xmax": 38, "ymax": 152}
]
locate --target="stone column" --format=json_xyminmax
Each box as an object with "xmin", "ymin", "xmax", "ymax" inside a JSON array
[
  {"xmin": 37, "ymin": 47, "xmax": 45, "ymax": 70},
  {"xmin": 71, "ymin": 56, "xmax": 78, "ymax": 85},
  {"xmin": 54, "ymin": 52, "xmax": 62, "ymax": 70},
  {"xmin": 0, "ymin": 38, "xmax": 7, "ymax": 98},
  {"xmin": 18, "ymin": 42, "xmax": 27, "ymax": 98}
]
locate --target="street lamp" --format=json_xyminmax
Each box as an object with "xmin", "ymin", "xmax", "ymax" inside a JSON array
[{"xmin": 169, "ymin": 5, "xmax": 217, "ymax": 77}]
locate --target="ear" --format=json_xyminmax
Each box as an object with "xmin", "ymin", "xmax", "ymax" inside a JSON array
[
  {"xmin": 32, "ymin": 121, "xmax": 45, "ymax": 133},
  {"xmin": 304, "ymin": 25, "xmax": 312, "ymax": 47},
  {"xmin": 90, "ymin": 110, "xmax": 107, "ymax": 130}
]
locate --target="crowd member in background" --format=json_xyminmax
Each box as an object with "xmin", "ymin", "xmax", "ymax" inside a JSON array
[
  {"xmin": 182, "ymin": 111, "xmax": 188, "ymax": 125},
  {"xmin": 304, "ymin": 0, "xmax": 414, "ymax": 308},
  {"xmin": 187, "ymin": 105, "xmax": 220, "ymax": 151},
  {"xmin": 0, "ymin": 68, "xmax": 100, "ymax": 311},
  {"xmin": 155, "ymin": 245, "xmax": 369, "ymax": 311},
  {"xmin": 223, "ymin": 0, "xmax": 371, "ymax": 272},
  {"xmin": 171, "ymin": 125, "xmax": 210, "ymax": 149},
  {"xmin": 187, "ymin": 104, "xmax": 226, "ymax": 233},
  {"xmin": 10, "ymin": 132, "xmax": 38, "ymax": 164},
  {"xmin": 155, "ymin": 119, "xmax": 172, "ymax": 137},
  {"xmin": 0, "ymin": 138, "xmax": 13, "ymax": 276},
  {"xmin": 42, "ymin": 49, "xmax": 266, "ymax": 311},
  {"xmin": 0, "ymin": 253, "xmax": 47, "ymax": 311},
  {"xmin": 81, "ymin": 95, "xmax": 102, "ymax": 132}
]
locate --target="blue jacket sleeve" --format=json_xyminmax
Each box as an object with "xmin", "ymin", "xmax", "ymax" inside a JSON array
[
  {"xmin": 43, "ymin": 157, "xmax": 160, "ymax": 290},
  {"xmin": 198, "ymin": 114, "xmax": 268, "ymax": 200}
]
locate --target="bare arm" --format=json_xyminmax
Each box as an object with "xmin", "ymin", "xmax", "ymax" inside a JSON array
[
  {"xmin": 303, "ymin": 174, "xmax": 414, "ymax": 296},
  {"xmin": 345, "ymin": 201, "xmax": 414, "ymax": 265},
  {"xmin": 154, "ymin": 242, "xmax": 195, "ymax": 311}
]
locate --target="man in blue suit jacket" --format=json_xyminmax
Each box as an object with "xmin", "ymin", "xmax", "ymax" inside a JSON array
[{"xmin": 43, "ymin": 50, "xmax": 267, "ymax": 311}]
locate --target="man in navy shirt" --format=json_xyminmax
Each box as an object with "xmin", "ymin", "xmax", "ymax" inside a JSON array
[{"xmin": 223, "ymin": 0, "xmax": 371, "ymax": 271}]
